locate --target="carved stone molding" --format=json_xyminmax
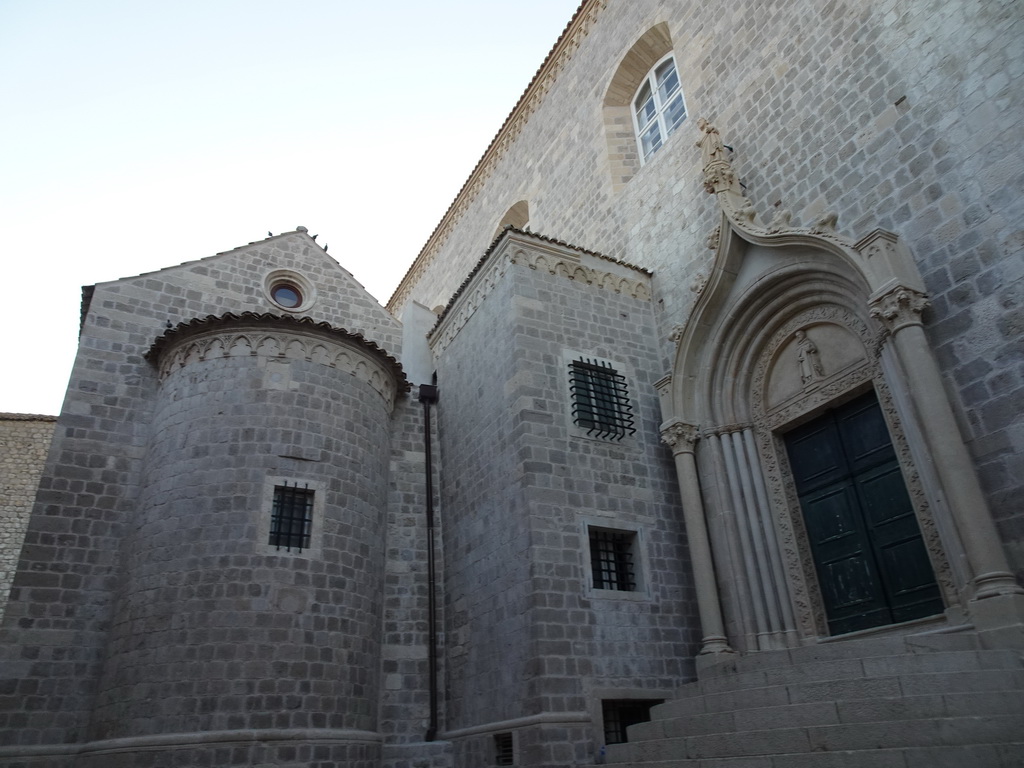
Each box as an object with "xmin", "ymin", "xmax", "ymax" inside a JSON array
[
  {"xmin": 870, "ymin": 284, "xmax": 930, "ymax": 335},
  {"xmin": 428, "ymin": 252, "xmax": 511, "ymax": 355},
  {"xmin": 660, "ymin": 420, "xmax": 700, "ymax": 455},
  {"xmin": 511, "ymin": 248, "xmax": 650, "ymax": 300},
  {"xmin": 752, "ymin": 305, "xmax": 878, "ymax": 430},
  {"xmin": 151, "ymin": 321, "xmax": 404, "ymax": 408},
  {"xmin": 766, "ymin": 209, "xmax": 793, "ymax": 234},
  {"xmin": 430, "ymin": 237, "xmax": 650, "ymax": 355}
]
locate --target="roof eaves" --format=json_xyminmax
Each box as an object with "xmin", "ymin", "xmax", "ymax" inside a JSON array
[{"xmin": 385, "ymin": 0, "xmax": 599, "ymax": 313}]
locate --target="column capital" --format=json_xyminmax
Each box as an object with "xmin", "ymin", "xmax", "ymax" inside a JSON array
[
  {"xmin": 869, "ymin": 283, "xmax": 930, "ymax": 335},
  {"xmin": 661, "ymin": 420, "xmax": 700, "ymax": 455}
]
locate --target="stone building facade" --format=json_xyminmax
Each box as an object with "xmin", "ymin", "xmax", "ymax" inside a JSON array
[
  {"xmin": 1, "ymin": 1, "xmax": 1022, "ymax": 766},
  {"xmin": 0, "ymin": 415, "xmax": 56, "ymax": 625}
]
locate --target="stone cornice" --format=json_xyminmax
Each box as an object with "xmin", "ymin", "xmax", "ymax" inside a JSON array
[
  {"xmin": 0, "ymin": 413, "xmax": 57, "ymax": 422},
  {"xmin": 146, "ymin": 312, "xmax": 409, "ymax": 406},
  {"xmin": 428, "ymin": 229, "xmax": 650, "ymax": 355},
  {"xmin": 386, "ymin": 1, "xmax": 607, "ymax": 314}
]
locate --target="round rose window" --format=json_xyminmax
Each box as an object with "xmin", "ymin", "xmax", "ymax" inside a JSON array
[
  {"xmin": 270, "ymin": 283, "xmax": 302, "ymax": 309},
  {"xmin": 263, "ymin": 270, "xmax": 316, "ymax": 312}
]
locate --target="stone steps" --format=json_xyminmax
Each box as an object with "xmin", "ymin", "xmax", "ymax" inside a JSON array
[
  {"xmin": 676, "ymin": 650, "xmax": 1022, "ymax": 699},
  {"xmin": 605, "ymin": 636, "xmax": 1024, "ymax": 767},
  {"xmin": 653, "ymin": 668, "xmax": 1024, "ymax": 720},
  {"xmin": 607, "ymin": 741, "xmax": 1024, "ymax": 768},
  {"xmin": 629, "ymin": 690, "xmax": 1024, "ymax": 741},
  {"xmin": 697, "ymin": 631, "xmax": 988, "ymax": 679},
  {"xmin": 611, "ymin": 715, "xmax": 1024, "ymax": 763}
]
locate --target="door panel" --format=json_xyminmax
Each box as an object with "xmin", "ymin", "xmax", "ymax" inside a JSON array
[{"xmin": 785, "ymin": 392, "xmax": 943, "ymax": 634}]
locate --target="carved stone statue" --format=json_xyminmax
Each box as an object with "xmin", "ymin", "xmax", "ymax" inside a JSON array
[
  {"xmin": 794, "ymin": 330, "xmax": 825, "ymax": 386},
  {"xmin": 696, "ymin": 117, "xmax": 727, "ymax": 167}
]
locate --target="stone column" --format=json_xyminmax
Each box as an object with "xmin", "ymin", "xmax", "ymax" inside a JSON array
[
  {"xmin": 870, "ymin": 284, "xmax": 1024, "ymax": 632},
  {"xmin": 661, "ymin": 420, "xmax": 736, "ymax": 670}
]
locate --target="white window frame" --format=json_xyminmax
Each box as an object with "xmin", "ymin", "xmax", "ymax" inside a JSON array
[{"xmin": 632, "ymin": 53, "xmax": 687, "ymax": 165}]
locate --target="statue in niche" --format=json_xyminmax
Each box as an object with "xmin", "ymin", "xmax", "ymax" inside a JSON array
[{"xmin": 794, "ymin": 330, "xmax": 825, "ymax": 386}]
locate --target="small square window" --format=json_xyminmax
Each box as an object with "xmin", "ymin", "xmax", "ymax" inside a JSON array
[
  {"xmin": 494, "ymin": 732, "xmax": 514, "ymax": 766},
  {"xmin": 569, "ymin": 357, "xmax": 636, "ymax": 441},
  {"xmin": 269, "ymin": 483, "xmax": 314, "ymax": 552},
  {"xmin": 589, "ymin": 527, "xmax": 636, "ymax": 591},
  {"xmin": 602, "ymin": 699, "xmax": 662, "ymax": 745}
]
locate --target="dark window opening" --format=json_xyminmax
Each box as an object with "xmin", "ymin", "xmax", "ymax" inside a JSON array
[
  {"xmin": 270, "ymin": 483, "xmax": 314, "ymax": 552},
  {"xmin": 602, "ymin": 699, "xmax": 662, "ymax": 745},
  {"xmin": 590, "ymin": 528, "xmax": 636, "ymax": 591},
  {"xmin": 494, "ymin": 732, "xmax": 514, "ymax": 766},
  {"xmin": 569, "ymin": 358, "xmax": 635, "ymax": 441}
]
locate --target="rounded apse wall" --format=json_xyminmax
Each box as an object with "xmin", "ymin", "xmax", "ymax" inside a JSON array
[{"xmin": 87, "ymin": 316, "xmax": 405, "ymax": 760}]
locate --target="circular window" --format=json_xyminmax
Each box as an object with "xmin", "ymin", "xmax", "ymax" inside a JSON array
[
  {"xmin": 264, "ymin": 270, "xmax": 316, "ymax": 312},
  {"xmin": 271, "ymin": 283, "xmax": 302, "ymax": 308}
]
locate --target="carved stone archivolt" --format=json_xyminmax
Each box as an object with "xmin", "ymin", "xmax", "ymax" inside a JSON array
[
  {"xmin": 147, "ymin": 314, "xmax": 407, "ymax": 408},
  {"xmin": 667, "ymin": 122, "xmax": 973, "ymax": 643}
]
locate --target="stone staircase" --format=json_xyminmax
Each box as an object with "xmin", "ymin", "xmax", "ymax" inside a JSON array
[{"xmin": 605, "ymin": 631, "xmax": 1024, "ymax": 767}]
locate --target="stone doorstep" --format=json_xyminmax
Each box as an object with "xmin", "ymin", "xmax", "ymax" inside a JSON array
[
  {"xmin": 697, "ymin": 631, "xmax": 986, "ymax": 680},
  {"xmin": 606, "ymin": 740, "xmax": 1024, "ymax": 768},
  {"xmin": 653, "ymin": 669, "xmax": 1024, "ymax": 719},
  {"xmin": 682, "ymin": 649, "xmax": 1023, "ymax": 697},
  {"xmin": 627, "ymin": 690, "xmax": 1024, "ymax": 742},
  {"xmin": 619, "ymin": 714, "xmax": 1024, "ymax": 762}
]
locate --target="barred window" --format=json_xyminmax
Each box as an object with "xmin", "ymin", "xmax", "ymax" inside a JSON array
[
  {"xmin": 269, "ymin": 483, "xmax": 314, "ymax": 552},
  {"xmin": 602, "ymin": 699, "xmax": 662, "ymax": 745},
  {"xmin": 569, "ymin": 357, "xmax": 635, "ymax": 441},
  {"xmin": 589, "ymin": 528, "xmax": 636, "ymax": 591},
  {"xmin": 494, "ymin": 732, "xmax": 514, "ymax": 766}
]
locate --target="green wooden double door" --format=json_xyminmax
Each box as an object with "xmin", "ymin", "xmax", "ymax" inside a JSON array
[{"xmin": 784, "ymin": 391, "xmax": 944, "ymax": 635}]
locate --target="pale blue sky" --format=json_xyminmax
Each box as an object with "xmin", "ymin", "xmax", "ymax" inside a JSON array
[{"xmin": 0, "ymin": 0, "xmax": 582, "ymax": 414}]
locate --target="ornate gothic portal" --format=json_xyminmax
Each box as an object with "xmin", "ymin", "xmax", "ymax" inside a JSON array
[{"xmin": 659, "ymin": 121, "xmax": 1024, "ymax": 663}]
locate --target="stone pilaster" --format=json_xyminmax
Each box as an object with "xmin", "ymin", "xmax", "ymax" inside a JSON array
[{"xmin": 869, "ymin": 283, "xmax": 1024, "ymax": 641}]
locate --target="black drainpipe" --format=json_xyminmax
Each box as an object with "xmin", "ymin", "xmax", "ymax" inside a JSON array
[{"xmin": 418, "ymin": 383, "xmax": 440, "ymax": 742}]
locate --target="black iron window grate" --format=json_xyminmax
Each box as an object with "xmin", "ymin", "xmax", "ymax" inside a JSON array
[
  {"xmin": 602, "ymin": 699, "xmax": 662, "ymax": 745},
  {"xmin": 270, "ymin": 482, "xmax": 314, "ymax": 552},
  {"xmin": 590, "ymin": 528, "xmax": 635, "ymax": 591},
  {"xmin": 569, "ymin": 358, "xmax": 635, "ymax": 440},
  {"xmin": 494, "ymin": 732, "xmax": 514, "ymax": 765}
]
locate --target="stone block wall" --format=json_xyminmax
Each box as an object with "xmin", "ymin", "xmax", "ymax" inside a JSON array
[
  {"xmin": 392, "ymin": 0, "xmax": 1024, "ymax": 578},
  {"xmin": 85, "ymin": 330, "xmax": 394, "ymax": 751},
  {"xmin": 0, "ymin": 232, "xmax": 407, "ymax": 758},
  {"xmin": 433, "ymin": 234, "xmax": 698, "ymax": 765},
  {"xmin": 380, "ymin": 389, "xmax": 449, "ymax": 766},
  {"xmin": 0, "ymin": 414, "xmax": 56, "ymax": 624}
]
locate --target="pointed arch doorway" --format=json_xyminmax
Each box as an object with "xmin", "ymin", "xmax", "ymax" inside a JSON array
[
  {"xmin": 652, "ymin": 130, "xmax": 1024, "ymax": 660},
  {"xmin": 660, "ymin": 217, "xmax": 964, "ymax": 652}
]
